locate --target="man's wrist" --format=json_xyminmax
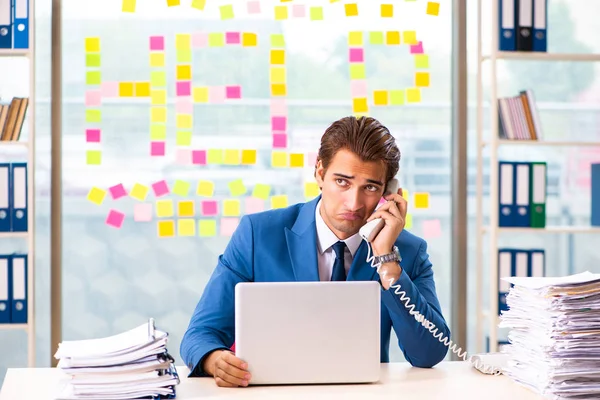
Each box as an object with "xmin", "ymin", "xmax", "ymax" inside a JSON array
[{"xmin": 202, "ymin": 349, "xmax": 224, "ymax": 377}]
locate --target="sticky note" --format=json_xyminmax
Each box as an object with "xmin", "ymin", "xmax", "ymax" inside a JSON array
[
  {"xmin": 197, "ymin": 180, "xmax": 214, "ymax": 197},
  {"xmin": 134, "ymin": 203, "xmax": 152, "ymax": 222},
  {"xmin": 427, "ymin": 2, "xmax": 440, "ymax": 16},
  {"xmin": 242, "ymin": 33, "xmax": 257, "ymax": 47},
  {"xmin": 85, "ymin": 37, "xmax": 100, "ymax": 53},
  {"xmin": 177, "ymin": 81, "xmax": 191, "ymax": 97},
  {"xmin": 149, "ymin": 36, "xmax": 164, "ymax": 51},
  {"xmin": 176, "ymin": 65, "xmax": 192, "ymax": 81},
  {"xmin": 149, "ymin": 53, "xmax": 165, "ymax": 68},
  {"xmin": 191, "ymin": 0, "xmax": 206, "ymax": 10},
  {"xmin": 122, "ymin": 0, "xmax": 136, "ymax": 13},
  {"xmin": 209, "ymin": 33, "xmax": 225, "ymax": 47},
  {"xmin": 178, "ymin": 200, "xmax": 195, "ymax": 217},
  {"xmin": 176, "ymin": 131, "xmax": 192, "ymax": 146},
  {"xmin": 381, "ymin": 4, "xmax": 393, "ymax": 17},
  {"xmin": 192, "ymin": 32, "xmax": 208, "ymax": 48},
  {"xmin": 414, "ymin": 192, "xmax": 430, "ymax": 208},
  {"xmin": 241, "ymin": 149, "xmax": 257, "ymax": 165},
  {"xmin": 207, "ymin": 149, "xmax": 223, "ymax": 164},
  {"xmin": 176, "ymin": 34, "xmax": 191, "ymax": 51},
  {"xmin": 352, "ymin": 98, "xmax": 368, "ymax": 113},
  {"xmin": 167, "ymin": 0, "xmax": 180, "ymax": 6},
  {"xmin": 401, "ymin": 189, "xmax": 409, "ymax": 200},
  {"xmin": 193, "ymin": 87, "xmax": 209, "ymax": 103},
  {"xmin": 348, "ymin": 31, "xmax": 363, "ymax": 46},
  {"xmin": 247, "ymin": 1, "xmax": 261, "ymax": 14},
  {"xmin": 86, "ymin": 109, "xmax": 101, "ymax": 123},
  {"xmin": 414, "ymin": 55, "xmax": 429, "ymax": 69},
  {"xmin": 349, "ymin": 64, "xmax": 366, "ymax": 80},
  {"xmin": 406, "ymin": 88, "xmax": 421, "ymax": 103},
  {"xmin": 150, "ymin": 71, "xmax": 166, "ymax": 87},
  {"xmin": 369, "ymin": 31, "xmax": 384, "ymax": 45},
  {"xmin": 173, "ymin": 180, "xmax": 191, "ymax": 197},
  {"xmin": 226, "ymin": 32, "xmax": 240, "ymax": 45},
  {"xmin": 351, "ymin": 80, "xmax": 368, "ymax": 97},
  {"xmin": 117, "ymin": 82, "xmax": 133, "ymax": 97},
  {"xmin": 223, "ymin": 199, "xmax": 241, "ymax": 216},
  {"xmin": 101, "ymin": 81, "xmax": 118, "ymax": 97},
  {"xmin": 176, "ymin": 99, "xmax": 193, "ymax": 114},
  {"xmin": 310, "ymin": 6, "xmax": 323, "ymax": 20},
  {"xmin": 227, "ymin": 179, "xmax": 246, "ymax": 197},
  {"xmin": 151, "ymin": 141, "xmax": 165, "ymax": 156},
  {"xmin": 349, "ymin": 48, "xmax": 364, "ymax": 63},
  {"xmin": 87, "ymin": 187, "xmax": 106, "ymax": 205},
  {"xmin": 271, "ymin": 195, "xmax": 288, "ymax": 209},
  {"xmin": 345, "ymin": 3, "xmax": 358, "ymax": 16},
  {"xmin": 210, "ymin": 86, "xmax": 226, "ymax": 103},
  {"xmin": 226, "ymin": 86, "xmax": 241, "ymax": 99},
  {"xmin": 201, "ymin": 200, "xmax": 218, "ymax": 216},
  {"xmin": 86, "ymin": 71, "xmax": 101, "ymax": 85},
  {"xmin": 177, "ymin": 49, "xmax": 192, "ymax": 63},
  {"xmin": 86, "ymin": 129, "xmax": 101, "ymax": 143},
  {"xmin": 158, "ymin": 220, "xmax": 175, "ymax": 237},
  {"xmin": 156, "ymin": 200, "xmax": 174, "ymax": 217},
  {"xmin": 199, "ymin": 220, "xmax": 217, "ymax": 237},
  {"xmin": 390, "ymin": 90, "xmax": 405, "ymax": 105},
  {"xmin": 293, "ymin": 4, "xmax": 306, "ymax": 17},
  {"xmin": 304, "ymin": 182, "xmax": 320, "ymax": 198},
  {"xmin": 106, "ymin": 210, "xmax": 125, "ymax": 229},
  {"xmin": 220, "ymin": 218, "xmax": 239, "ymax": 236},
  {"xmin": 151, "ymin": 107, "xmax": 167, "ymax": 123},
  {"xmin": 373, "ymin": 90, "xmax": 389, "ymax": 106},
  {"xmin": 220, "ymin": 4, "xmax": 234, "ymax": 20},
  {"xmin": 386, "ymin": 31, "xmax": 401, "ymax": 45},
  {"xmin": 270, "ymin": 67, "xmax": 286, "ymax": 84},
  {"xmin": 271, "ymin": 116, "xmax": 287, "ymax": 132},
  {"xmin": 176, "ymin": 114, "xmax": 193, "ymax": 129},
  {"xmin": 270, "ymin": 98, "xmax": 287, "ymax": 115},
  {"xmin": 405, "ymin": 213, "xmax": 413, "ymax": 229},
  {"xmin": 404, "ymin": 31, "xmax": 417, "ymax": 45},
  {"xmin": 273, "ymin": 132, "xmax": 286, "ymax": 147},
  {"xmin": 177, "ymin": 219, "xmax": 196, "ymax": 236},
  {"xmin": 422, "ymin": 219, "xmax": 442, "ymax": 238},
  {"xmin": 192, "ymin": 150, "xmax": 207, "ymax": 165},
  {"xmin": 271, "ymin": 34, "xmax": 285, "ymax": 48},
  {"xmin": 252, "ymin": 184, "xmax": 271, "ymax": 200},
  {"xmin": 415, "ymin": 72, "xmax": 430, "ymax": 87},
  {"xmin": 270, "ymin": 49, "xmax": 285, "ymax": 65},
  {"xmin": 130, "ymin": 183, "xmax": 150, "ymax": 201},
  {"xmin": 245, "ymin": 197, "xmax": 264, "ymax": 214},
  {"xmin": 150, "ymin": 124, "xmax": 167, "ymax": 140},
  {"xmin": 86, "ymin": 53, "xmax": 101, "ymax": 67},
  {"xmin": 271, "ymin": 84, "xmax": 287, "ymax": 97},
  {"xmin": 222, "ymin": 149, "xmax": 239, "ymax": 165},
  {"xmin": 176, "ymin": 148, "xmax": 191, "ymax": 165},
  {"xmin": 290, "ymin": 153, "xmax": 304, "ymax": 168},
  {"xmin": 152, "ymin": 180, "xmax": 170, "ymax": 197},
  {"xmin": 135, "ymin": 82, "xmax": 151, "ymax": 97},
  {"xmin": 109, "ymin": 184, "xmax": 127, "ymax": 200},
  {"xmin": 271, "ymin": 151, "xmax": 288, "ymax": 167},
  {"xmin": 86, "ymin": 150, "xmax": 101, "ymax": 165},
  {"xmin": 274, "ymin": 5, "xmax": 288, "ymax": 20}
]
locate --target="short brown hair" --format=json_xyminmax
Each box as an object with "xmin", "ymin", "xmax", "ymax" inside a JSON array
[{"xmin": 315, "ymin": 116, "xmax": 400, "ymax": 186}]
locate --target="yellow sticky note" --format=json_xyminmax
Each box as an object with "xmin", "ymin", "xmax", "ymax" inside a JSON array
[
  {"xmin": 401, "ymin": 189, "xmax": 409, "ymax": 200},
  {"xmin": 176, "ymin": 114, "xmax": 193, "ymax": 129},
  {"xmin": 150, "ymin": 124, "xmax": 167, "ymax": 140},
  {"xmin": 199, "ymin": 220, "xmax": 217, "ymax": 237},
  {"xmin": 151, "ymin": 71, "xmax": 167, "ymax": 87},
  {"xmin": 176, "ymin": 131, "xmax": 192, "ymax": 146},
  {"xmin": 156, "ymin": 199, "xmax": 174, "ymax": 217},
  {"xmin": 352, "ymin": 98, "xmax": 368, "ymax": 113},
  {"xmin": 86, "ymin": 109, "xmax": 101, "ymax": 123},
  {"xmin": 150, "ymin": 52, "xmax": 165, "ymax": 67},
  {"xmin": 178, "ymin": 200, "xmax": 195, "ymax": 217},
  {"xmin": 178, "ymin": 219, "xmax": 196, "ymax": 236},
  {"xmin": 228, "ymin": 179, "xmax": 247, "ymax": 196},
  {"xmin": 386, "ymin": 31, "xmax": 401, "ymax": 45},
  {"xmin": 242, "ymin": 33, "xmax": 257, "ymax": 47},
  {"xmin": 151, "ymin": 107, "xmax": 167, "ymax": 123},
  {"xmin": 130, "ymin": 183, "xmax": 149, "ymax": 201},
  {"xmin": 85, "ymin": 37, "xmax": 100, "ymax": 53},
  {"xmin": 135, "ymin": 82, "xmax": 151, "ymax": 97},
  {"xmin": 173, "ymin": 180, "xmax": 191, "ymax": 197},
  {"xmin": 86, "ymin": 150, "xmax": 101, "ymax": 165},
  {"xmin": 177, "ymin": 50, "xmax": 192, "ymax": 63},
  {"xmin": 381, "ymin": 4, "xmax": 393, "ymax": 17},
  {"xmin": 405, "ymin": 213, "xmax": 413, "ymax": 229},
  {"xmin": 407, "ymin": 88, "xmax": 421, "ymax": 103},
  {"xmin": 415, "ymin": 72, "xmax": 430, "ymax": 87},
  {"xmin": 87, "ymin": 187, "xmax": 106, "ymax": 205},
  {"xmin": 271, "ymin": 195, "xmax": 288, "ymax": 209},
  {"xmin": 207, "ymin": 149, "xmax": 223, "ymax": 164},
  {"xmin": 86, "ymin": 71, "xmax": 101, "ymax": 85},
  {"xmin": 271, "ymin": 151, "xmax": 288, "ymax": 168},
  {"xmin": 304, "ymin": 182, "xmax": 320, "ymax": 198},
  {"xmin": 271, "ymin": 84, "xmax": 287, "ymax": 97},
  {"xmin": 404, "ymin": 31, "xmax": 417, "ymax": 45},
  {"xmin": 151, "ymin": 90, "xmax": 167, "ymax": 105},
  {"xmin": 252, "ymin": 184, "xmax": 271, "ymax": 200},
  {"xmin": 122, "ymin": 0, "xmax": 136, "ymax": 13},
  {"xmin": 177, "ymin": 65, "xmax": 192, "ymax": 80},
  {"xmin": 289, "ymin": 153, "xmax": 304, "ymax": 168},
  {"xmin": 414, "ymin": 192, "xmax": 430, "ymax": 208},
  {"xmin": 373, "ymin": 90, "xmax": 389, "ymax": 106},
  {"xmin": 349, "ymin": 64, "xmax": 366, "ymax": 80},
  {"xmin": 157, "ymin": 220, "xmax": 175, "ymax": 237},
  {"xmin": 176, "ymin": 34, "xmax": 191, "ymax": 51},
  {"xmin": 427, "ymin": 1, "xmax": 440, "ymax": 16},
  {"xmin": 223, "ymin": 199, "xmax": 241, "ymax": 216},
  {"xmin": 220, "ymin": 4, "xmax": 234, "ymax": 20},
  {"xmin": 86, "ymin": 53, "xmax": 101, "ymax": 67},
  {"xmin": 274, "ymin": 5, "xmax": 288, "ymax": 20},
  {"xmin": 414, "ymin": 54, "xmax": 429, "ymax": 69},
  {"xmin": 191, "ymin": 0, "xmax": 206, "ymax": 10},
  {"xmin": 193, "ymin": 87, "xmax": 209, "ymax": 103},
  {"xmin": 167, "ymin": 0, "xmax": 180, "ymax": 6},
  {"xmin": 197, "ymin": 180, "xmax": 214, "ymax": 197},
  {"xmin": 242, "ymin": 149, "xmax": 257, "ymax": 165},
  {"xmin": 348, "ymin": 31, "xmax": 363, "ymax": 46},
  {"xmin": 270, "ymin": 67, "xmax": 286, "ymax": 84},
  {"xmin": 224, "ymin": 149, "xmax": 240, "ymax": 165},
  {"xmin": 310, "ymin": 6, "xmax": 324, "ymax": 20},
  {"xmin": 209, "ymin": 33, "xmax": 225, "ymax": 47},
  {"xmin": 270, "ymin": 49, "xmax": 285, "ymax": 65},
  {"xmin": 369, "ymin": 31, "xmax": 384, "ymax": 45},
  {"xmin": 345, "ymin": 3, "xmax": 358, "ymax": 16},
  {"xmin": 390, "ymin": 90, "xmax": 405, "ymax": 105},
  {"xmin": 271, "ymin": 34, "xmax": 285, "ymax": 48},
  {"xmin": 119, "ymin": 82, "xmax": 134, "ymax": 97}
]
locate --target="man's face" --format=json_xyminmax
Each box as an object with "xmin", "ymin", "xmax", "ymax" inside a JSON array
[{"xmin": 315, "ymin": 148, "xmax": 387, "ymax": 240}]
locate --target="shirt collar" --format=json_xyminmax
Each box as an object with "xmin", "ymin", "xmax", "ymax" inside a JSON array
[{"xmin": 315, "ymin": 200, "xmax": 362, "ymax": 257}]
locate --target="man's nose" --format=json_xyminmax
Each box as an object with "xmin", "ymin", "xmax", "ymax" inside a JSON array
[{"xmin": 344, "ymin": 189, "xmax": 363, "ymax": 212}]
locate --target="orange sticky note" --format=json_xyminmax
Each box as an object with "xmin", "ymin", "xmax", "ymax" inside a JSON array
[
  {"xmin": 178, "ymin": 200, "xmax": 195, "ymax": 217},
  {"xmin": 381, "ymin": 4, "xmax": 393, "ymax": 17},
  {"xmin": 414, "ymin": 192, "xmax": 430, "ymax": 208},
  {"xmin": 242, "ymin": 33, "xmax": 257, "ymax": 47},
  {"xmin": 167, "ymin": 0, "xmax": 180, "ymax": 6},
  {"xmin": 135, "ymin": 82, "xmax": 151, "ymax": 97},
  {"xmin": 353, "ymin": 98, "xmax": 368, "ymax": 113},
  {"xmin": 270, "ymin": 49, "xmax": 286, "ymax": 65},
  {"xmin": 386, "ymin": 31, "xmax": 400, "ymax": 45},
  {"xmin": 177, "ymin": 65, "xmax": 192, "ymax": 80},
  {"xmin": 345, "ymin": 3, "xmax": 358, "ymax": 16},
  {"xmin": 373, "ymin": 90, "xmax": 389, "ymax": 106},
  {"xmin": 241, "ymin": 149, "xmax": 257, "ymax": 164},
  {"xmin": 415, "ymin": 72, "xmax": 430, "ymax": 87},
  {"xmin": 157, "ymin": 220, "xmax": 175, "ymax": 237},
  {"xmin": 427, "ymin": 2, "xmax": 440, "ymax": 16},
  {"xmin": 290, "ymin": 153, "xmax": 304, "ymax": 168},
  {"xmin": 119, "ymin": 82, "xmax": 134, "ymax": 97},
  {"xmin": 271, "ymin": 84, "xmax": 287, "ymax": 96}
]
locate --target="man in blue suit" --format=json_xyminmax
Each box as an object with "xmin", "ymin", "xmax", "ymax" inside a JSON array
[{"xmin": 181, "ymin": 116, "xmax": 450, "ymax": 387}]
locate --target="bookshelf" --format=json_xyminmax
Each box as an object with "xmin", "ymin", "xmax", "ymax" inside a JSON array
[
  {"xmin": 475, "ymin": 0, "xmax": 600, "ymax": 354},
  {"xmin": 0, "ymin": 0, "xmax": 36, "ymax": 368}
]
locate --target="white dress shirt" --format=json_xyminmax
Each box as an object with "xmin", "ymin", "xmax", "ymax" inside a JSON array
[{"xmin": 314, "ymin": 200, "xmax": 363, "ymax": 281}]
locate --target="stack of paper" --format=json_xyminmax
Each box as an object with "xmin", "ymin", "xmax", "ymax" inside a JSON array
[
  {"xmin": 54, "ymin": 319, "xmax": 179, "ymax": 400},
  {"xmin": 499, "ymin": 271, "xmax": 600, "ymax": 399}
]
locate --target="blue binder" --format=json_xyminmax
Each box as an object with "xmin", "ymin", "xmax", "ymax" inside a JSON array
[
  {"xmin": 532, "ymin": 0, "xmax": 547, "ymax": 52},
  {"xmin": 513, "ymin": 162, "xmax": 531, "ymax": 227},
  {"xmin": 0, "ymin": 255, "xmax": 10, "ymax": 323},
  {"xmin": 0, "ymin": 0, "xmax": 12, "ymax": 49},
  {"xmin": 12, "ymin": 0, "xmax": 28, "ymax": 49},
  {"xmin": 10, "ymin": 254, "xmax": 27, "ymax": 323},
  {"xmin": 497, "ymin": 248, "xmax": 514, "ymax": 314},
  {"xmin": 592, "ymin": 163, "xmax": 600, "ymax": 227},
  {"xmin": 499, "ymin": 0, "xmax": 516, "ymax": 51},
  {"xmin": 0, "ymin": 163, "xmax": 11, "ymax": 232},
  {"xmin": 10, "ymin": 163, "xmax": 27, "ymax": 232},
  {"xmin": 499, "ymin": 161, "xmax": 516, "ymax": 226}
]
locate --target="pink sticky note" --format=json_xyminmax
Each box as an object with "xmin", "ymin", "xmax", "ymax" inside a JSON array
[
  {"xmin": 270, "ymin": 98, "xmax": 287, "ymax": 115},
  {"xmin": 134, "ymin": 203, "xmax": 153, "ymax": 222},
  {"xmin": 109, "ymin": 184, "xmax": 127, "ymax": 200},
  {"xmin": 151, "ymin": 141, "xmax": 165, "ymax": 156},
  {"xmin": 349, "ymin": 48, "xmax": 364, "ymax": 63},
  {"xmin": 422, "ymin": 219, "xmax": 442, "ymax": 238},
  {"xmin": 245, "ymin": 197, "xmax": 264, "ymax": 214},
  {"xmin": 86, "ymin": 129, "xmax": 101, "ymax": 143},
  {"xmin": 201, "ymin": 200, "xmax": 218, "ymax": 216},
  {"xmin": 152, "ymin": 180, "xmax": 170, "ymax": 197},
  {"xmin": 150, "ymin": 36, "xmax": 165, "ymax": 51},
  {"xmin": 176, "ymin": 148, "xmax": 192, "ymax": 165},
  {"xmin": 106, "ymin": 209, "xmax": 125, "ymax": 228},
  {"xmin": 220, "ymin": 217, "xmax": 239, "ymax": 236},
  {"xmin": 192, "ymin": 150, "xmax": 207, "ymax": 165},
  {"xmin": 410, "ymin": 41, "xmax": 424, "ymax": 54},
  {"xmin": 306, "ymin": 152, "xmax": 318, "ymax": 167},
  {"xmin": 176, "ymin": 98, "xmax": 193, "ymax": 114},
  {"xmin": 247, "ymin": 0, "xmax": 261, "ymax": 14},
  {"xmin": 351, "ymin": 80, "xmax": 368, "ymax": 97},
  {"xmin": 378, "ymin": 197, "xmax": 387, "ymax": 205},
  {"xmin": 225, "ymin": 32, "xmax": 240, "ymax": 45},
  {"xmin": 101, "ymin": 81, "xmax": 118, "ymax": 97},
  {"xmin": 177, "ymin": 81, "xmax": 191, "ymax": 97},
  {"xmin": 226, "ymin": 85, "xmax": 241, "ymax": 99},
  {"xmin": 271, "ymin": 116, "xmax": 287, "ymax": 132},
  {"xmin": 192, "ymin": 32, "xmax": 208, "ymax": 48},
  {"xmin": 209, "ymin": 86, "xmax": 225, "ymax": 103},
  {"xmin": 292, "ymin": 4, "xmax": 306, "ymax": 17},
  {"xmin": 85, "ymin": 90, "xmax": 102, "ymax": 107},
  {"xmin": 273, "ymin": 134, "xmax": 287, "ymax": 148}
]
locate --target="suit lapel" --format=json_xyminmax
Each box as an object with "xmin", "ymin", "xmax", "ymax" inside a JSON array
[
  {"xmin": 347, "ymin": 240, "xmax": 379, "ymax": 282},
  {"xmin": 285, "ymin": 196, "xmax": 320, "ymax": 282}
]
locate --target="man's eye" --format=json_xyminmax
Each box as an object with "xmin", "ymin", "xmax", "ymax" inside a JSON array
[
  {"xmin": 366, "ymin": 185, "xmax": 379, "ymax": 192},
  {"xmin": 336, "ymin": 179, "xmax": 348, "ymax": 186}
]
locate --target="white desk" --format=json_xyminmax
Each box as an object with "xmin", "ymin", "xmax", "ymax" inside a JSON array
[{"xmin": 0, "ymin": 362, "xmax": 543, "ymax": 399}]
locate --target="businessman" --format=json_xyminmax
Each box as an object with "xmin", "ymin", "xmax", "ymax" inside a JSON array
[{"xmin": 181, "ymin": 115, "xmax": 450, "ymax": 387}]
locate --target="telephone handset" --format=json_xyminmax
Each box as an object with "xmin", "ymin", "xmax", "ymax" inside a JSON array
[{"xmin": 359, "ymin": 178, "xmax": 399, "ymax": 242}]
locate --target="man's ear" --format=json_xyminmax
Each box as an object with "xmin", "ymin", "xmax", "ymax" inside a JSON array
[{"xmin": 315, "ymin": 160, "xmax": 325, "ymax": 189}]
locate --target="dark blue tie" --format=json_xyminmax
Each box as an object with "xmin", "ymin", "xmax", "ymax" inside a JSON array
[{"xmin": 331, "ymin": 241, "xmax": 347, "ymax": 281}]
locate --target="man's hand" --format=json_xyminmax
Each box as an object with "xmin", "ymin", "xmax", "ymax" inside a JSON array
[{"xmin": 203, "ymin": 349, "xmax": 252, "ymax": 387}]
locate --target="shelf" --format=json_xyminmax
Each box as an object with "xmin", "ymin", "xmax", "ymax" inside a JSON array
[
  {"xmin": 483, "ymin": 226, "xmax": 600, "ymax": 234},
  {"xmin": 483, "ymin": 140, "xmax": 600, "ymax": 147},
  {"xmin": 0, "ymin": 232, "xmax": 28, "ymax": 239},
  {"xmin": 0, "ymin": 141, "xmax": 28, "ymax": 147},
  {"xmin": 0, "ymin": 49, "xmax": 30, "ymax": 58},
  {"xmin": 482, "ymin": 52, "xmax": 600, "ymax": 62},
  {"xmin": 0, "ymin": 323, "xmax": 28, "ymax": 331}
]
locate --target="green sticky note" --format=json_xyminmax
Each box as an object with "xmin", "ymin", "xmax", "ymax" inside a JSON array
[
  {"xmin": 176, "ymin": 49, "xmax": 192, "ymax": 63},
  {"xmin": 173, "ymin": 180, "xmax": 191, "ymax": 197},
  {"xmin": 86, "ymin": 71, "xmax": 101, "ymax": 85},
  {"xmin": 207, "ymin": 149, "xmax": 223, "ymax": 164},
  {"xmin": 252, "ymin": 184, "xmax": 271, "ymax": 200},
  {"xmin": 220, "ymin": 4, "xmax": 234, "ymax": 20},
  {"xmin": 199, "ymin": 220, "xmax": 217, "ymax": 237},
  {"xmin": 349, "ymin": 64, "xmax": 366, "ymax": 80},
  {"xmin": 390, "ymin": 90, "xmax": 405, "ymax": 105},
  {"xmin": 310, "ymin": 6, "xmax": 324, "ymax": 20},
  {"xmin": 209, "ymin": 33, "xmax": 225, "ymax": 47},
  {"xmin": 271, "ymin": 34, "xmax": 285, "ymax": 48},
  {"xmin": 369, "ymin": 31, "xmax": 384, "ymax": 45},
  {"xmin": 150, "ymin": 124, "xmax": 167, "ymax": 140},
  {"xmin": 176, "ymin": 131, "xmax": 192, "ymax": 146},
  {"xmin": 86, "ymin": 150, "xmax": 101, "ymax": 165},
  {"xmin": 414, "ymin": 54, "xmax": 430, "ymax": 69},
  {"xmin": 228, "ymin": 179, "xmax": 247, "ymax": 197},
  {"xmin": 86, "ymin": 54, "xmax": 101, "ymax": 67},
  {"xmin": 150, "ymin": 71, "xmax": 167, "ymax": 87},
  {"xmin": 86, "ymin": 109, "xmax": 101, "ymax": 123}
]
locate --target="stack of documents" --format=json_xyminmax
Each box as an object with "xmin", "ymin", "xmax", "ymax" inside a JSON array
[
  {"xmin": 54, "ymin": 319, "xmax": 179, "ymax": 399},
  {"xmin": 499, "ymin": 271, "xmax": 600, "ymax": 399}
]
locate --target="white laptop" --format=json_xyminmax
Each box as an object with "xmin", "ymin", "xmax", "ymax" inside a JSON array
[{"xmin": 234, "ymin": 281, "xmax": 381, "ymax": 385}]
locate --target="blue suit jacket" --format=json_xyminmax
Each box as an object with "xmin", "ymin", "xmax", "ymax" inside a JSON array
[{"xmin": 181, "ymin": 195, "xmax": 450, "ymax": 376}]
